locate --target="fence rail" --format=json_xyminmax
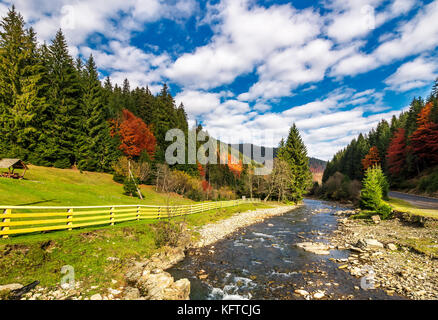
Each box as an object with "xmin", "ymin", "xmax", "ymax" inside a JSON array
[{"xmin": 0, "ymin": 199, "xmax": 261, "ymax": 238}]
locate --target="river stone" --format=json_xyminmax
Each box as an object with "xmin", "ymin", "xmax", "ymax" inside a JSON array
[
  {"xmin": 90, "ymin": 294, "xmax": 103, "ymax": 300},
  {"xmin": 371, "ymin": 215, "xmax": 381, "ymax": 224},
  {"xmin": 294, "ymin": 289, "xmax": 309, "ymax": 296},
  {"xmin": 313, "ymin": 291, "xmax": 325, "ymax": 299},
  {"xmin": 387, "ymin": 243, "xmax": 397, "ymax": 251},
  {"xmin": 162, "ymin": 279, "xmax": 190, "ymax": 300},
  {"xmin": 296, "ymin": 242, "xmax": 331, "ymax": 255},
  {"xmin": 123, "ymin": 287, "xmax": 141, "ymax": 300},
  {"xmin": 356, "ymin": 239, "xmax": 384, "ymax": 249},
  {"xmin": 0, "ymin": 283, "xmax": 23, "ymax": 292}
]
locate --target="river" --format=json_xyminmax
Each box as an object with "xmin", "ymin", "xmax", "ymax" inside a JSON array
[{"xmin": 168, "ymin": 199, "xmax": 404, "ymax": 300}]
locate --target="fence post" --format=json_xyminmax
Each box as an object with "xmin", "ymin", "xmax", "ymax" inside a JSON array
[
  {"xmin": 1, "ymin": 208, "xmax": 11, "ymax": 239},
  {"xmin": 110, "ymin": 207, "xmax": 115, "ymax": 226},
  {"xmin": 136, "ymin": 206, "xmax": 140, "ymax": 221},
  {"xmin": 67, "ymin": 208, "xmax": 73, "ymax": 231},
  {"xmin": 158, "ymin": 207, "xmax": 161, "ymax": 220}
]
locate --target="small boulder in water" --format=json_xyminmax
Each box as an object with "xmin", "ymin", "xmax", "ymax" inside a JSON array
[
  {"xmin": 294, "ymin": 289, "xmax": 309, "ymax": 297},
  {"xmin": 296, "ymin": 242, "xmax": 331, "ymax": 255}
]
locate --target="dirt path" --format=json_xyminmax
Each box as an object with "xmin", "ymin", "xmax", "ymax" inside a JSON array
[{"xmin": 389, "ymin": 191, "xmax": 438, "ymax": 209}]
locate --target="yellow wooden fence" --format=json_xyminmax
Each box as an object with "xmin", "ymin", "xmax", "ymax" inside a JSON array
[{"xmin": 0, "ymin": 199, "xmax": 260, "ymax": 238}]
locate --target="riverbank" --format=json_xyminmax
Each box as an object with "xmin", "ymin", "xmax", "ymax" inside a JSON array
[
  {"xmin": 329, "ymin": 211, "xmax": 438, "ymax": 300},
  {"xmin": 193, "ymin": 205, "xmax": 298, "ymax": 248}
]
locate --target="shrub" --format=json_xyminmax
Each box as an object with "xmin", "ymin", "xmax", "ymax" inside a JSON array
[
  {"xmin": 153, "ymin": 221, "xmax": 183, "ymax": 247},
  {"xmin": 377, "ymin": 203, "xmax": 393, "ymax": 220},
  {"xmin": 418, "ymin": 169, "xmax": 438, "ymax": 194},
  {"xmin": 113, "ymin": 173, "xmax": 125, "ymax": 184}
]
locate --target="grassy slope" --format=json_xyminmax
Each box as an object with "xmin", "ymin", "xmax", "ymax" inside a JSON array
[
  {"xmin": 0, "ymin": 166, "xmax": 274, "ymax": 296},
  {"xmin": 0, "ymin": 165, "xmax": 193, "ymax": 207},
  {"xmin": 387, "ymin": 198, "xmax": 438, "ymax": 218}
]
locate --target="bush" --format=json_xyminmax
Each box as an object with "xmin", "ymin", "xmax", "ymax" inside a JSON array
[
  {"xmin": 320, "ymin": 172, "xmax": 361, "ymax": 202},
  {"xmin": 418, "ymin": 169, "xmax": 438, "ymax": 194},
  {"xmin": 153, "ymin": 221, "xmax": 183, "ymax": 247},
  {"xmin": 113, "ymin": 173, "xmax": 125, "ymax": 184},
  {"xmin": 377, "ymin": 203, "xmax": 393, "ymax": 220}
]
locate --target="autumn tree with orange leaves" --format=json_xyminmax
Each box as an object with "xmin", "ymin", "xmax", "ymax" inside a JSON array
[
  {"xmin": 112, "ymin": 109, "xmax": 157, "ymax": 159},
  {"xmin": 386, "ymin": 128, "xmax": 407, "ymax": 176},
  {"xmin": 362, "ymin": 146, "xmax": 380, "ymax": 171},
  {"xmin": 410, "ymin": 103, "xmax": 438, "ymax": 169}
]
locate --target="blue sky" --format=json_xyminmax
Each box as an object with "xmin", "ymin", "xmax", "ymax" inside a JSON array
[{"xmin": 1, "ymin": 0, "xmax": 438, "ymax": 160}]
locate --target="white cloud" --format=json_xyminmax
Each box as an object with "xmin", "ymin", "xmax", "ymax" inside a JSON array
[
  {"xmin": 1, "ymin": 0, "xmax": 197, "ymax": 46},
  {"xmin": 174, "ymin": 90, "xmax": 221, "ymax": 117},
  {"xmin": 332, "ymin": 0, "xmax": 438, "ymax": 77},
  {"xmin": 166, "ymin": 0, "xmax": 320, "ymax": 90},
  {"xmin": 324, "ymin": 0, "xmax": 416, "ymax": 43},
  {"xmin": 385, "ymin": 56, "xmax": 438, "ymax": 91}
]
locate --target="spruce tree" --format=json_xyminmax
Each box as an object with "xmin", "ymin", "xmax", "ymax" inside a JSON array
[
  {"xmin": 38, "ymin": 29, "xmax": 82, "ymax": 168},
  {"xmin": 0, "ymin": 7, "xmax": 47, "ymax": 159},
  {"xmin": 277, "ymin": 124, "xmax": 312, "ymax": 203},
  {"xmin": 78, "ymin": 55, "xmax": 120, "ymax": 171}
]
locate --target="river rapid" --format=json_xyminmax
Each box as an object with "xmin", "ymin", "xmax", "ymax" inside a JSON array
[{"xmin": 169, "ymin": 199, "xmax": 404, "ymax": 300}]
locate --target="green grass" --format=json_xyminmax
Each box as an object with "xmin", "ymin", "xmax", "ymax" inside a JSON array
[
  {"xmin": 0, "ymin": 165, "xmax": 193, "ymax": 207},
  {"xmin": 0, "ymin": 165, "xmax": 275, "ymax": 297},
  {"xmin": 400, "ymin": 237, "xmax": 438, "ymax": 258},
  {"xmin": 386, "ymin": 198, "xmax": 438, "ymax": 218}
]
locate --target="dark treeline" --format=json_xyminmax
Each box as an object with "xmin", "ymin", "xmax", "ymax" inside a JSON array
[
  {"xmin": 0, "ymin": 7, "xmax": 189, "ymax": 172},
  {"xmin": 322, "ymin": 81, "xmax": 438, "ymax": 195}
]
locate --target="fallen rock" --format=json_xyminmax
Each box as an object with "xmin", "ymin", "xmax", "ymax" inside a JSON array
[{"xmin": 387, "ymin": 243, "xmax": 397, "ymax": 251}]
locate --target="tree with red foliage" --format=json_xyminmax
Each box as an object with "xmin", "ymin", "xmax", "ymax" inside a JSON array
[
  {"xmin": 410, "ymin": 103, "xmax": 438, "ymax": 168},
  {"xmin": 362, "ymin": 146, "xmax": 380, "ymax": 171},
  {"xmin": 114, "ymin": 109, "xmax": 156, "ymax": 158},
  {"xmin": 386, "ymin": 128, "xmax": 407, "ymax": 176},
  {"xmin": 202, "ymin": 180, "xmax": 212, "ymax": 192},
  {"xmin": 197, "ymin": 162, "xmax": 206, "ymax": 178}
]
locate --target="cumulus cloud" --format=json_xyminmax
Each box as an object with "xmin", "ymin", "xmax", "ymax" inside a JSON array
[
  {"xmin": 166, "ymin": 0, "xmax": 320, "ymax": 90},
  {"xmin": 1, "ymin": 0, "xmax": 197, "ymax": 46},
  {"xmin": 385, "ymin": 56, "xmax": 438, "ymax": 91},
  {"xmin": 331, "ymin": 0, "xmax": 438, "ymax": 77}
]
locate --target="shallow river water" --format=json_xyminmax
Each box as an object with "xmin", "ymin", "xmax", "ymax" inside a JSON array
[{"xmin": 168, "ymin": 199, "xmax": 404, "ymax": 300}]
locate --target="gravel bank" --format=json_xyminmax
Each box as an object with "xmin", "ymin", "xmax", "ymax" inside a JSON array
[
  {"xmin": 329, "ymin": 212, "xmax": 438, "ymax": 300},
  {"xmin": 194, "ymin": 205, "xmax": 297, "ymax": 248}
]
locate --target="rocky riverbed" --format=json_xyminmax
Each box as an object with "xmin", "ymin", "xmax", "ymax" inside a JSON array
[
  {"xmin": 194, "ymin": 205, "xmax": 297, "ymax": 248},
  {"xmin": 328, "ymin": 210, "xmax": 438, "ymax": 300}
]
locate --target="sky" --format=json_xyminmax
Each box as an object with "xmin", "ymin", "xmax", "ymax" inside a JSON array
[{"xmin": 1, "ymin": 0, "xmax": 438, "ymax": 160}]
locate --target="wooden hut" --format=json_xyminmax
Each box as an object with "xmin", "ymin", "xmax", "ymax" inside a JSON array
[{"xmin": 0, "ymin": 159, "xmax": 28, "ymax": 179}]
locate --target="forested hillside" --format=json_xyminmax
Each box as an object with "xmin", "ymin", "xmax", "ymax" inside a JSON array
[
  {"xmin": 322, "ymin": 81, "xmax": 438, "ymax": 197},
  {"xmin": 0, "ymin": 7, "xmax": 312, "ymax": 204}
]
